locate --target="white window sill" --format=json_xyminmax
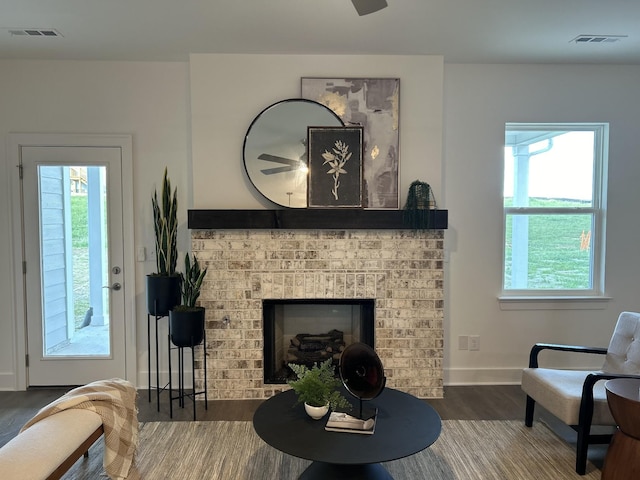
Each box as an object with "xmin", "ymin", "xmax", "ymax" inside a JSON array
[{"xmin": 498, "ymin": 295, "xmax": 611, "ymax": 311}]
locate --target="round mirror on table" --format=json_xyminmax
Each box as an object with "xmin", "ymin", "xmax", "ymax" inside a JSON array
[{"xmin": 243, "ymin": 98, "xmax": 344, "ymax": 208}]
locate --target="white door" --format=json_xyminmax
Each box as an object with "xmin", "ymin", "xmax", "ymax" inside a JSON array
[{"xmin": 19, "ymin": 143, "xmax": 131, "ymax": 385}]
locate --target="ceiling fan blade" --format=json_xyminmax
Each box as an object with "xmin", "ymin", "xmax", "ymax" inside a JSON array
[
  {"xmin": 351, "ymin": 0, "xmax": 388, "ymax": 16},
  {"xmin": 258, "ymin": 153, "xmax": 303, "ymax": 175},
  {"xmin": 261, "ymin": 166, "xmax": 296, "ymax": 175},
  {"xmin": 257, "ymin": 153, "xmax": 300, "ymax": 166}
]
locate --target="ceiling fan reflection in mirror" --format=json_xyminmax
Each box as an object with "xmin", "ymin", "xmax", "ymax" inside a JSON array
[{"xmin": 351, "ymin": 0, "xmax": 388, "ymax": 16}]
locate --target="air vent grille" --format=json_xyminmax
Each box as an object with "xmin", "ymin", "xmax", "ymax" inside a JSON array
[
  {"xmin": 571, "ymin": 34, "xmax": 626, "ymax": 44},
  {"xmin": 9, "ymin": 28, "xmax": 62, "ymax": 37}
]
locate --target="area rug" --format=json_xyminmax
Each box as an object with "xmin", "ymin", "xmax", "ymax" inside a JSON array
[{"xmin": 64, "ymin": 420, "xmax": 601, "ymax": 479}]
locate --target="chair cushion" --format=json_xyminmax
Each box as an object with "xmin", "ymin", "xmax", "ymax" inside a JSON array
[
  {"xmin": 0, "ymin": 409, "xmax": 102, "ymax": 479},
  {"xmin": 603, "ymin": 311, "xmax": 640, "ymax": 374},
  {"xmin": 521, "ymin": 367, "xmax": 614, "ymax": 426}
]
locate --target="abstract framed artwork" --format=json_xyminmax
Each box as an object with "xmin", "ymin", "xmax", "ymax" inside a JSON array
[
  {"xmin": 307, "ymin": 126, "xmax": 364, "ymax": 208},
  {"xmin": 301, "ymin": 77, "xmax": 400, "ymax": 209}
]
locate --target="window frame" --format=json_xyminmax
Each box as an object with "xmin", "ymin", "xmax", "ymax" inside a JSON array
[{"xmin": 500, "ymin": 122, "xmax": 608, "ymax": 301}]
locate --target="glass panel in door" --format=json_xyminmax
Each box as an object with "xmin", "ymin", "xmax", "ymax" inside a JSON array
[{"xmin": 39, "ymin": 165, "xmax": 111, "ymax": 357}]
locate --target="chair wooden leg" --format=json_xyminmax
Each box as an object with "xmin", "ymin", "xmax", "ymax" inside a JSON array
[{"xmin": 525, "ymin": 395, "xmax": 535, "ymax": 427}]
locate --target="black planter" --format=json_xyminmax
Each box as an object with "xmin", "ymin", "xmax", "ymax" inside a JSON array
[
  {"xmin": 169, "ymin": 307, "xmax": 205, "ymax": 347},
  {"xmin": 146, "ymin": 275, "xmax": 181, "ymax": 316}
]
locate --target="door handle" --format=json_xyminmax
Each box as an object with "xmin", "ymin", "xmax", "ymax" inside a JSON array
[{"xmin": 103, "ymin": 283, "xmax": 122, "ymax": 291}]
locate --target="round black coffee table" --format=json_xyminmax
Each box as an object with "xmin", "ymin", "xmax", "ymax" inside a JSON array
[{"xmin": 253, "ymin": 388, "xmax": 441, "ymax": 479}]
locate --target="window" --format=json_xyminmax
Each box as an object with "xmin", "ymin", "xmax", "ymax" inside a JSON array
[{"xmin": 502, "ymin": 123, "xmax": 608, "ymax": 297}]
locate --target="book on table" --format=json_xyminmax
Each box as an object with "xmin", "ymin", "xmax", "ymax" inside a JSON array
[{"xmin": 324, "ymin": 410, "xmax": 377, "ymax": 435}]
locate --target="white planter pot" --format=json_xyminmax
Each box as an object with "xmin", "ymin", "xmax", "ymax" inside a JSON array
[{"xmin": 304, "ymin": 403, "xmax": 329, "ymax": 420}]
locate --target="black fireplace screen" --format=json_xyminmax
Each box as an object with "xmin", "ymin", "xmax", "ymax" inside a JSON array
[{"xmin": 263, "ymin": 299, "xmax": 375, "ymax": 384}]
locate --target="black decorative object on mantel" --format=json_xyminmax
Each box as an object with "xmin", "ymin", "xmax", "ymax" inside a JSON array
[
  {"xmin": 188, "ymin": 208, "xmax": 448, "ymax": 230},
  {"xmin": 403, "ymin": 180, "xmax": 437, "ymax": 230}
]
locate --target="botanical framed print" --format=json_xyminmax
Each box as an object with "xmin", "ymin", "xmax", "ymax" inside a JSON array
[
  {"xmin": 301, "ymin": 77, "xmax": 400, "ymax": 209},
  {"xmin": 307, "ymin": 126, "xmax": 363, "ymax": 208}
]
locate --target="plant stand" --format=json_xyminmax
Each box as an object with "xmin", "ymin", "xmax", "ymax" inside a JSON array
[
  {"xmin": 168, "ymin": 326, "xmax": 208, "ymax": 420},
  {"xmin": 147, "ymin": 303, "xmax": 171, "ymax": 412}
]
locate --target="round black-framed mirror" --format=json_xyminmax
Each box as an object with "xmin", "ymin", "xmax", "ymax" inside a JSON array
[{"xmin": 243, "ymin": 98, "xmax": 344, "ymax": 208}]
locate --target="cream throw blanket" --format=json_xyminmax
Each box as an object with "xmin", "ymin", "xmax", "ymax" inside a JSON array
[{"xmin": 21, "ymin": 378, "xmax": 139, "ymax": 480}]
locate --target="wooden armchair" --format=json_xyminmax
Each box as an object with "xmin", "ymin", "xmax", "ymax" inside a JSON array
[{"xmin": 521, "ymin": 311, "xmax": 640, "ymax": 475}]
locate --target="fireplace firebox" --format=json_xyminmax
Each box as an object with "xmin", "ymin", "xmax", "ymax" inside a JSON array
[{"xmin": 263, "ymin": 299, "xmax": 375, "ymax": 384}]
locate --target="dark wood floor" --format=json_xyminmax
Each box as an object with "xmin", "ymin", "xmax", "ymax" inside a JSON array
[
  {"xmin": 0, "ymin": 385, "xmax": 524, "ymax": 447},
  {"xmin": 140, "ymin": 384, "xmax": 527, "ymax": 422}
]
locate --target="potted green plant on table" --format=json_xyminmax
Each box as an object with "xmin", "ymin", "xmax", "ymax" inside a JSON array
[
  {"xmin": 169, "ymin": 253, "xmax": 208, "ymax": 347},
  {"xmin": 288, "ymin": 359, "xmax": 351, "ymax": 420},
  {"xmin": 146, "ymin": 168, "xmax": 181, "ymax": 316}
]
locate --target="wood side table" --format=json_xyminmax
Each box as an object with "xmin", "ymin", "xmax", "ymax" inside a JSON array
[{"xmin": 602, "ymin": 378, "xmax": 640, "ymax": 480}]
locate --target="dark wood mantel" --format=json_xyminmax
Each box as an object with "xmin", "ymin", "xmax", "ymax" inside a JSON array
[{"xmin": 188, "ymin": 209, "xmax": 448, "ymax": 230}]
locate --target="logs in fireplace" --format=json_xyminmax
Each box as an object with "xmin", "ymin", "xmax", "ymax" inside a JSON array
[
  {"xmin": 267, "ymin": 329, "xmax": 347, "ymax": 383},
  {"xmin": 287, "ymin": 329, "xmax": 346, "ymax": 365}
]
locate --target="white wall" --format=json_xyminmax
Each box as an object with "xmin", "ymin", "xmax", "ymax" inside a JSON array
[
  {"xmin": 444, "ymin": 64, "xmax": 640, "ymax": 384},
  {"xmin": 190, "ymin": 54, "xmax": 444, "ymax": 208},
  {"xmin": 0, "ymin": 60, "xmax": 190, "ymax": 389},
  {"xmin": 2, "ymin": 57, "xmax": 640, "ymax": 390}
]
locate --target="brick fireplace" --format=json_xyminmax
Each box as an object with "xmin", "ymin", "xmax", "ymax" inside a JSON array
[{"xmin": 189, "ymin": 218, "xmax": 445, "ymax": 400}]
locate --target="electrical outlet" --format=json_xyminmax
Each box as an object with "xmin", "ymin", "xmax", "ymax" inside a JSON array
[
  {"xmin": 469, "ymin": 335, "xmax": 480, "ymax": 351},
  {"xmin": 458, "ymin": 335, "xmax": 469, "ymax": 350}
]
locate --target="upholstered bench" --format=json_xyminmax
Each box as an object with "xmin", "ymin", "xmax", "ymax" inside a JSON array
[{"xmin": 0, "ymin": 408, "xmax": 103, "ymax": 480}]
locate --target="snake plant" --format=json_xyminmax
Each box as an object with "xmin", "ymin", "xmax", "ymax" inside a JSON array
[
  {"xmin": 177, "ymin": 253, "xmax": 208, "ymax": 309},
  {"xmin": 151, "ymin": 167, "xmax": 178, "ymax": 276}
]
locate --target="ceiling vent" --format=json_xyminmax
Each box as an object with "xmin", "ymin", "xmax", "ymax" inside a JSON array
[
  {"xmin": 9, "ymin": 28, "xmax": 62, "ymax": 37},
  {"xmin": 571, "ymin": 34, "xmax": 626, "ymax": 44}
]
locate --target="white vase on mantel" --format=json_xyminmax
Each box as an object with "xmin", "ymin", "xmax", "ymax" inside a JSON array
[{"xmin": 304, "ymin": 403, "xmax": 329, "ymax": 420}]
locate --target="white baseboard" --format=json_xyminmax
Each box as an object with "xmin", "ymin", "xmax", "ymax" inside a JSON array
[
  {"xmin": 0, "ymin": 372, "xmax": 19, "ymax": 391},
  {"xmin": 444, "ymin": 367, "xmax": 523, "ymax": 386}
]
